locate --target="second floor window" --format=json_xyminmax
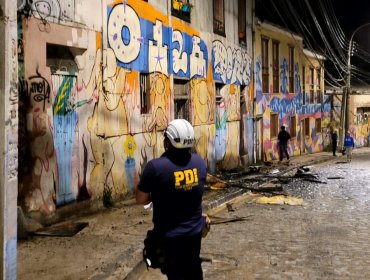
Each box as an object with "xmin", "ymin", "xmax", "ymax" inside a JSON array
[
  {"xmin": 213, "ymin": 0, "xmax": 225, "ymax": 35},
  {"xmin": 262, "ymin": 37, "xmax": 269, "ymax": 93},
  {"xmin": 310, "ymin": 67, "xmax": 314, "ymax": 103},
  {"xmin": 288, "ymin": 46, "xmax": 294, "ymax": 93},
  {"xmin": 238, "ymin": 0, "xmax": 246, "ymax": 45},
  {"xmin": 302, "ymin": 66, "xmax": 306, "ymax": 104},
  {"xmin": 172, "ymin": 0, "xmax": 192, "ymax": 22},
  {"xmin": 272, "ymin": 41, "xmax": 279, "ymax": 93}
]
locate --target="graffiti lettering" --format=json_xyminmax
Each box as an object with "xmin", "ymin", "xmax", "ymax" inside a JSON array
[
  {"xmin": 149, "ymin": 20, "xmax": 168, "ymax": 75},
  {"xmin": 212, "ymin": 40, "xmax": 251, "ymax": 85},
  {"xmin": 172, "ymin": 30, "xmax": 188, "ymax": 74},
  {"xmin": 29, "ymin": 73, "xmax": 50, "ymax": 112},
  {"xmin": 108, "ymin": 4, "xmax": 141, "ymax": 63}
]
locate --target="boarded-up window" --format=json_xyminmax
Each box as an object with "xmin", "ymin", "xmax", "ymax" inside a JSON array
[
  {"xmin": 270, "ymin": 113, "xmax": 278, "ymax": 138},
  {"xmin": 213, "ymin": 0, "xmax": 225, "ymax": 35},
  {"xmin": 272, "ymin": 41, "xmax": 279, "ymax": 93},
  {"xmin": 238, "ymin": 0, "xmax": 246, "ymax": 45},
  {"xmin": 262, "ymin": 37, "xmax": 269, "ymax": 93},
  {"xmin": 288, "ymin": 46, "xmax": 294, "ymax": 93},
  {"xmin": 140, "ymin": 74, "xmax": 151, "ymax": 114},
  {"xmin": 305, "ymin": 118, "xmax": 310, "ymax": 136},
  {"xmin": 174, "ymin": 79, "xmax": 190, "ymax": 121},
  {"xmin": 315, "ymin": 118, "xmax": 322, "ymax": 133},
  {"xmin": 290, "ymin": 116, "xmax": 297, "ymax": 137}
]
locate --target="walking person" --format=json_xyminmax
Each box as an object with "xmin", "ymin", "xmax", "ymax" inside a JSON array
[
  {"xmin": 136, "ymin": 119, "xmax": 207, "ymax": 280},
  {"xmin": 344, "ymin": 131, "xmax": 355, "ymax": 162},
  {"xmin": 331, "ymin": 129, "xmax": 338, "ymax": 156},
  {"xmin": 278, "ymin": 125, "xmax": 291, "ymax": 162}
]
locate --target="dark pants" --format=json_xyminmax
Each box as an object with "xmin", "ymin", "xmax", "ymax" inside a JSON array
[
  {"xmin": 279, "ymin": 143, "xmax": 289, "ymax": 161},
  {"xmin": 332, "ymin": 142, "xmax": 337, "ymax": 155},
  {"xmin": 162, "ymin": 232, "xmax": 203, "ymax": 280}
]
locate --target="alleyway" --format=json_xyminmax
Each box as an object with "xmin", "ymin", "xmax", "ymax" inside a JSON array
[{"xmin": 139, "ymin": 150, "xmax": 370, "ymax": 279}]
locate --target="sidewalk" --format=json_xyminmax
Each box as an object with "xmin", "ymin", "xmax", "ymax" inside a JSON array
[{"xmin": 17, "ymin": 149, "xmax": 368, "ymax": 280}]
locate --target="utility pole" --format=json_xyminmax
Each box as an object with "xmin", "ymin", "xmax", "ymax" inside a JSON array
[
  {"xmin": 0, "ymin": 0, "xmax": 18, "ymax": 279},
  {"xmin": 342, "ymin": 22, "xmax": 370, "ymax": 148}
]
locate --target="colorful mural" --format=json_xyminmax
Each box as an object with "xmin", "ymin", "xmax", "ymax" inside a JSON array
[{"xmin": 19, "ymin": 0, "xmax": 253, "ymax": 217}]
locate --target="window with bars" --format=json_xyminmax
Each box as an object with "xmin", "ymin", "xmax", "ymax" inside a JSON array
[
  {"xmin": 213, "ymin": 0, "xmax": 225, "ymax": 35},
  {"xmin": 270, "ymin": 113, "xmax": 278, "ymax": 138},
  {"xmin": 272, "ymin": 41, "xmax": 279, "ymax": 93},
  {"xmin": 140, "ymin": 74, "xmax": 151, "ymax": 114},
  {"xmin": 315, "ymin": 118, "xmax": 322, "ymax": 133},
  {"xmin": 290, "ymin": 116, "xmax": 297, "ymax": 137},
  {"xmin": 174, "ymin": 79, "xmax": 190, "ymax": 121},
  {"xmin": 262, "ymin": 37, "xmax": 269, "ymax": 93},
  {"xmin": 288, "ymin": 46, "xmax": 294, "ymax": 93}
]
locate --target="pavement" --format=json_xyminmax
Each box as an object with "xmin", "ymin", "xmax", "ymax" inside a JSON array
[{"xmin": 17, "ymin": 148, "xmax": 368, "ymax": 280}]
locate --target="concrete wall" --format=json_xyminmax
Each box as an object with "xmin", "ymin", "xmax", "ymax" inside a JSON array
[{"xmin": 17, "ymin": 0, "xmax": 254, "ymax": 219}]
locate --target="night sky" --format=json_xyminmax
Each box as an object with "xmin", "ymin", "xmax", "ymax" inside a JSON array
[{"xmin": 255, "ymin": 0, "xmax": 370, "ymax": 87}]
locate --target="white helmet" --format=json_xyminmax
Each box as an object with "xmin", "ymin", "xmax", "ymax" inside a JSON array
[{"xmin": 165, "ymin": 119, "xmax": 195, "ymax": 149}]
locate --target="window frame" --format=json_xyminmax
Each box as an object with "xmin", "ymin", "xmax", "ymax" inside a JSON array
[
  {"xmin": 290, "ymin": 116, "xmax": 297, "ymax": 138},
  {"xmin": 238, "ymin": 0, "xmax": 246, "ymax": 46},
  {"xmin": 213, "ymin": 0, "xmax": 225, "ymax": 36},
  {"xmin": 315, "ymin": 118, "xmax": 322, "ymax": 134},
  {"xmin": 140, "ymin": 73, "xmax": 151, "ymax": 114},
  {"xmin": 173, "ymin": 78, "xmax": 191, "ymax": 121},
  {"xmin": 261, "ymin": 37, "xmax": 269, "ymax": 93},
  {"xmin": 171, "ymin": 0, "xmax": 192, "ymax": 23},
  {"xmin": 272, "ymin": 40, "xmax": 279, "ymax": 93},
  {"xmin": 302, "ymin": 66, "xmax": 306, "ymax": 104},
  {"xmin": 270, "ymin": 113, "xmax": 279, "ymax": 139},
  {"xmin": 288, "ymin": 45, "xmax": 294, "ymax": 93}
]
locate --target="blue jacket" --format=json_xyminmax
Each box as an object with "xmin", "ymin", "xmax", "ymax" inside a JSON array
[{"xmin": 344, "ymin": 136, "xmax": 355, "ymax": 148}]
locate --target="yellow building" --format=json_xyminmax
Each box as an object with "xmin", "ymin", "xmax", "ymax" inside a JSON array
[{"xmin": 254, "ymin": 21, "xmax": 329, "ymax": 161}]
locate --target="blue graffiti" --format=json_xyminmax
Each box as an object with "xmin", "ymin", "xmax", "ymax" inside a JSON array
[{"xmin": 107, "ymin": 5, "xmax": 208, "ymax": 78}]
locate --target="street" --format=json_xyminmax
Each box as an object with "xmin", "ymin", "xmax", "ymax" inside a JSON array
[{"xmin": 139, "ymin": 150, "xmax": 370, "ymax": 279}]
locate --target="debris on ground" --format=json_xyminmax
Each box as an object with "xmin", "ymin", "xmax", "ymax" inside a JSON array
[{"xmin": 254, "ymin": 195, "xmax": 304, "ymax": 206}]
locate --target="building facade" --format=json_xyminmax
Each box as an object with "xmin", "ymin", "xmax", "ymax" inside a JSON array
[
  {"xmin": 17, "ymin": 0, "xmax": 254, "ymax": 218},
  {"xmin": 254, "ymin": 22, "xmax": 331, "ymax": 162}
]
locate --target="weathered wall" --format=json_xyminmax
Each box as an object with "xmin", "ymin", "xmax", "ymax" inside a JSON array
[
  {"xmin": 254, "ymin": 23, "xmax": 331, "ymax": 161},
  {"xmin": 18, "ymin": 0, "xmax": 253, "ymax": 217}
]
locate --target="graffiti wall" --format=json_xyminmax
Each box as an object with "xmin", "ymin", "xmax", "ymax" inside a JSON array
[
  {"xmin": 19, "ymin": 0, "xmax": 253, "ymax": 217},
  {"xmin": 255, "ymin": 53, "xmax": 331, "ymax": 161}
]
